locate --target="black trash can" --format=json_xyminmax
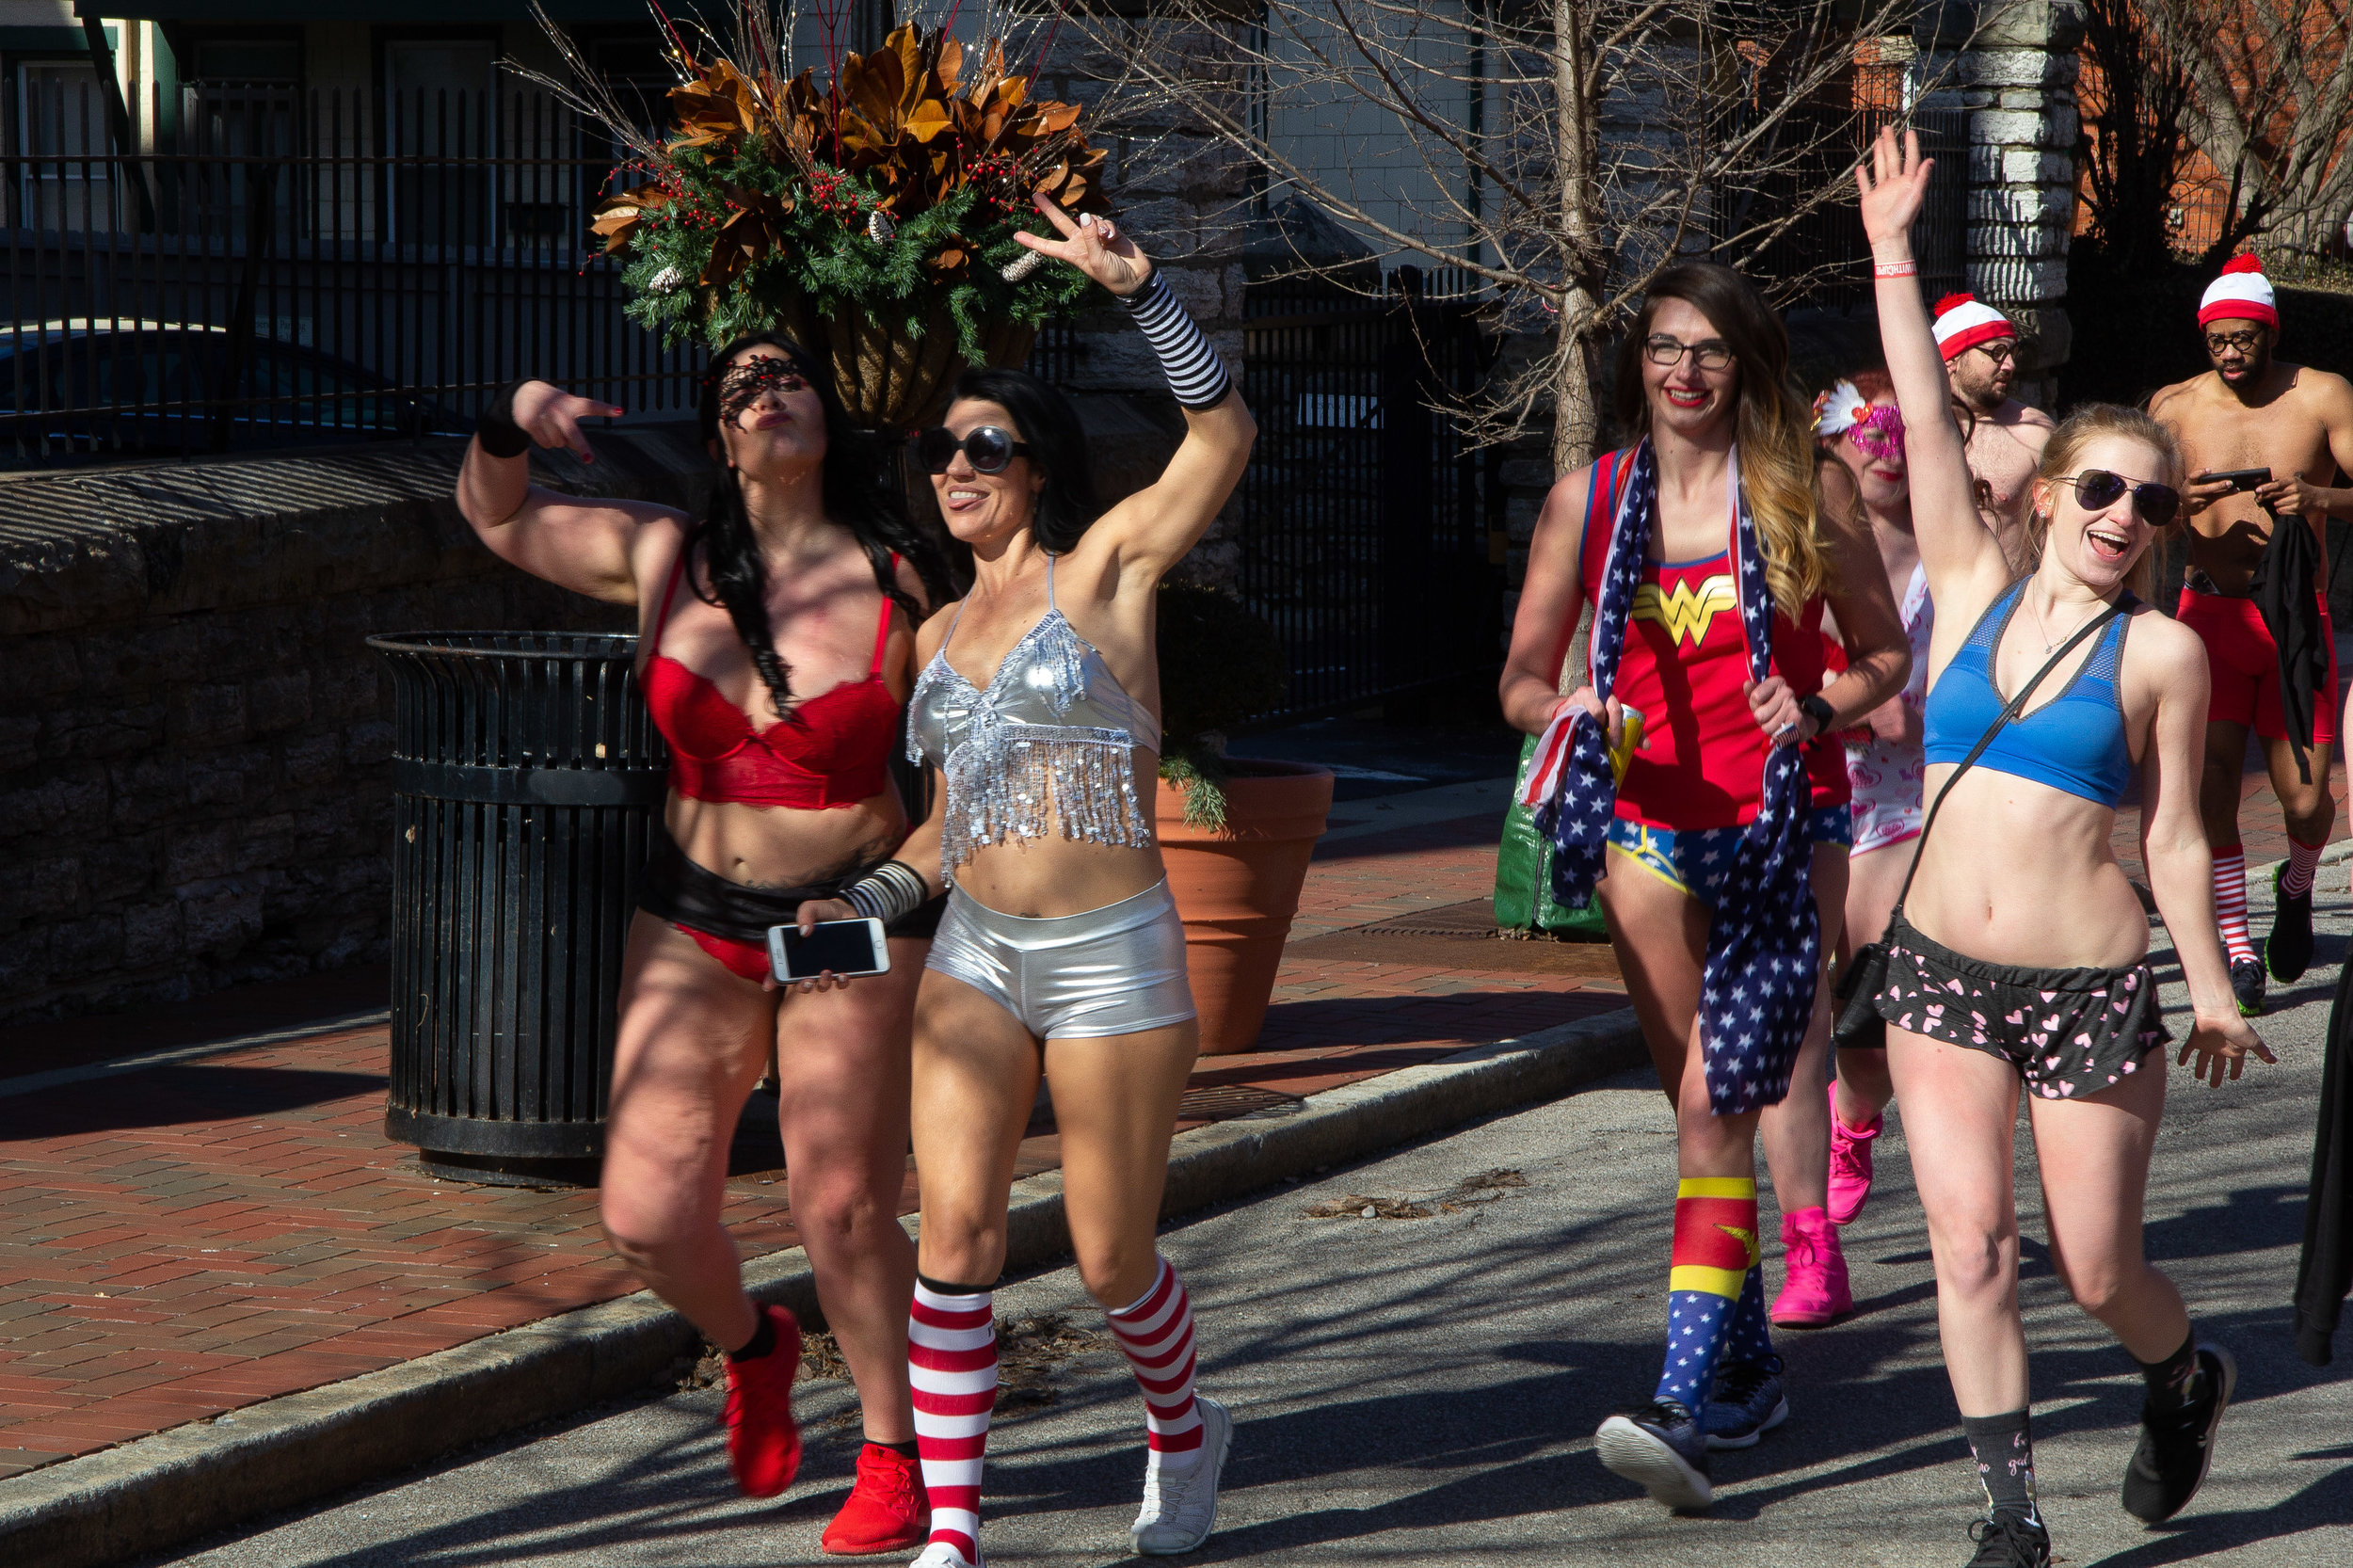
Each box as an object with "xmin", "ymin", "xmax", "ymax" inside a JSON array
[{"xmin": 368, "ymin": 632, "xmax": 667, "ymax": 1186}]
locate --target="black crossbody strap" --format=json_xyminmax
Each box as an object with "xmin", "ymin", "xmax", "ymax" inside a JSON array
[{"xmin": 1892, "ymin": 591, "xmax": 2130, "ymax": 910}]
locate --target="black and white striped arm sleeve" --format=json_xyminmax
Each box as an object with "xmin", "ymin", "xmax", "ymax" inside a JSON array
[
  {"xmin": 840, "ymin": 859, "xmax": 930, "ymax": 926},
  {"xmin": 1118, "ymin": 271, "xmax": 1233, "ymax": 410}
]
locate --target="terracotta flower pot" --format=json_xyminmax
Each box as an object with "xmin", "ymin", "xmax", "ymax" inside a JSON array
[{"xmin": 1156, "ymin": 761, "xmax": 1336, "ymax": 1054}]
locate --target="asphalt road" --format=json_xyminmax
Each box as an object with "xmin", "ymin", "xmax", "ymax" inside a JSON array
[{"xmin": 145, "ymin": 895, "xmax": 2353, "ymax": 1567}]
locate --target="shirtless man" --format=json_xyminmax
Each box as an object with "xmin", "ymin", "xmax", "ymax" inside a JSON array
[
  {"xmin": 2152, "ymin": 253, "xmax": 2353, "ymax": 1016},
  {"xmin": 1931, "ymin": 292, "xmax": 2054, "ymax": 570}
]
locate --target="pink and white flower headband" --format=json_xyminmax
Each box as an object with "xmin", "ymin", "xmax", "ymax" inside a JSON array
[{"xmin": 1812, "ymin": 379, "xmax": 1905, "ymax": 460}]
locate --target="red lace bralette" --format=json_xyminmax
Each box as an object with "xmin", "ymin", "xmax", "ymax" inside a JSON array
[{"xmin": 641, "ymin": 550, "xmax": 903, "ymax": 809}]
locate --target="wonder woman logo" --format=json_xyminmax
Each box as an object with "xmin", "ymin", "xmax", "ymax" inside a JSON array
[
  {"xmin": 1718, "ymin": 1223, "xmax": 1762, "ymax": 1269},
  {"xmin": 1633, "ymin": 575, "xmax": 1737, "ymax": 647}
]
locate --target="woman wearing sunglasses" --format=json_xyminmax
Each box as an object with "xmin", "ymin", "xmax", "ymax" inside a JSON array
[
  {"xmin": 455, "ymin": 338, "xmax": 953, "ymax": 1554},
  {"xmin": 1502, "ymin": 263, "xmax": 1910, "ymax": 1509},
  {"xmin": 785, "ymin": 198, "xmax": 1253, "ymax": 1567},
  {"xmin": 1856, "ymin": 129, "xmax": 2269, "ymax": 1568}
]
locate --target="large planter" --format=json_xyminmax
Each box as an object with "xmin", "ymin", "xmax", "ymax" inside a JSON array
[{"xmin": 1156, "ymin": 762, "xmax": 1336, "ymax": 1054}]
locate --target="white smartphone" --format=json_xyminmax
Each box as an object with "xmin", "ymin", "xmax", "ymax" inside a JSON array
[{"xmin": 767, "ymin": 918, "xmax": 891, "ymax": 984}]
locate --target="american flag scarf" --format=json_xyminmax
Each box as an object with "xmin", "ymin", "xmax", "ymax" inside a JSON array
[{"xmin": 1522, "ymin": 439, "xmax": 1819, "ymax": 1115}]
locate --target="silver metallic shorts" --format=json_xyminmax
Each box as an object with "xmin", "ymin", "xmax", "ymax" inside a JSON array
[{"xmin": 926, "ymin": 881, "xmax": 1197, "ymax": 1040}]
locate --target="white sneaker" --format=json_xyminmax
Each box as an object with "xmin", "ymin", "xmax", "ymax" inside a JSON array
[
  {"xmin": 1129, "ymin": 1395, "xmax": 1233, "ymax": 1555},
  {"xmin": 907, "ymin": 1542, "xmax": 980, "ymax": 1568}
]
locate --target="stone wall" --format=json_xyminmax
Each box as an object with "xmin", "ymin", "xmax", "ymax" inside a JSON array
[{"xmin": 0, "ymin": 432, "xmax": 706, "ymax": 1027}]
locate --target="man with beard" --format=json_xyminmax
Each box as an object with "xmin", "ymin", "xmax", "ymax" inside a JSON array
[
  {"xmin": 1932, "ymin": 293, "xmax": 2054, "ymax": 570},
  {"xmin": 2152, "ymin": 254, "xmax": 2353, "ymax": 1016}
]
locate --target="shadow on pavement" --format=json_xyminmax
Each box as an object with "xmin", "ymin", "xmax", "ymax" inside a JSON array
[{"xmin": 3, "ymin": 1063, "xmax": 383, "ymax": 1138}]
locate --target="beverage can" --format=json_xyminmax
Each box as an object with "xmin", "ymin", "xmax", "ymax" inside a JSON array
[{"xmin": 1609, "ymin": 704, "xmax": 1645, "ymax": 785}]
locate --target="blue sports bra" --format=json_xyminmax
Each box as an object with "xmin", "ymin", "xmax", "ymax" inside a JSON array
[{"xmin": 1921, "ymin": 580, "xmax": 2137, "ymax": 808}]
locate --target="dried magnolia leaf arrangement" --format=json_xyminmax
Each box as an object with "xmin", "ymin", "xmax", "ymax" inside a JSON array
[{"xmin": 531, "ymin": 3, "xmax": 1110, "ymax": 364}]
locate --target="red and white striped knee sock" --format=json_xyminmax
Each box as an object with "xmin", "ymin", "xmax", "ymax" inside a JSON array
[
  {"xmin": 2214, "ymin": 844, "xmax": 2255, "ymax": 964},
  {"xmin": 1104, "ymin": 1256, "xmax": 1205, "ymax": 1471},
  {"xmin": 910, "ymin": 1279, "xmax": 997, "ymax": 1564},
  {"xmin": 2281, "ymin": 835, "xmax": 2325, "ymax": 899}
]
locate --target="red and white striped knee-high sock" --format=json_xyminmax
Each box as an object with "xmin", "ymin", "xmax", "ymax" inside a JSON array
[
  {"xmin": 2281, "ymin": 834, "xmax": 2325, "ymax": 899},
  {"xmin": 2214, "ymin": 844, "xmax": 2255, "ymax": 964},
  {"xmin": 1104, "ymin": 1256, "xmax": 1205, "ymax": 1471},
  {"xmin": 909, "ymin": 1279, "xmax": 997, "ymax": 1564}
]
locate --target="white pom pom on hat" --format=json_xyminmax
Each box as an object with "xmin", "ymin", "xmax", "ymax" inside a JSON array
[
  {"xmin": 1930, "ymin": 293, "xmax": 2016, "ymax": 361},
  {"xmin": 2198, "ymin": 253, "xmax": 2278, "ymax": 329}
]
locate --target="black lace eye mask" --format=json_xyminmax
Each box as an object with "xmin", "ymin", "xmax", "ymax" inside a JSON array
[{"xmin": 713, "ymin": 356, "xmax": 813, "ymax": 423}]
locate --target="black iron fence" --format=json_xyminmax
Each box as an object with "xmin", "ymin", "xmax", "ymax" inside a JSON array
[
  {"xmin": 2, "ymin": 79, "xmax": 705, "ymax": 466},
  {"xmin": 1239, "ymin": 268, "xmax": 1504, "ymax": 721}
]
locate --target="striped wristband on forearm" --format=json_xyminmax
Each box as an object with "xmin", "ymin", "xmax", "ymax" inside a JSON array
[
  {"xmin": 840, "ymin": 860, "xmax": 929, "ymax": 926},
  {"xmin": 1118, "ymin": 272, "xmax": 1232, "ymax": 410}
]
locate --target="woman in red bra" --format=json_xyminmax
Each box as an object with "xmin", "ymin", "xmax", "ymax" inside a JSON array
[{"xmin": 454, "ymin": 336, "xmax": 952, "ymax": 1555}]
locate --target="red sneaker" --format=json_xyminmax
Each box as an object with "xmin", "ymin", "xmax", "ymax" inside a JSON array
[
  {"xmin": 721, "ymin": 1304, "xmax": 803, "ymax": 1497},
  {"xmin": 821, "ymin": 1442, "xmax": 931, "ymax": 1555}
]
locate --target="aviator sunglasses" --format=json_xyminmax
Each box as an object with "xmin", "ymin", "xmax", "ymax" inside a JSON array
[
  {"xmin": 915, "ymin": 424, "xmax": 1032, "ymax": 474},
  {"xmin": 2057, "ymin": 469, "xmax": 2182, "ymax": 528}
]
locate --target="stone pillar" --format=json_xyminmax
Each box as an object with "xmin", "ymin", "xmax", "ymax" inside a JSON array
[{"xmin": 1953, "ymin": 0, "xmax": 2085, "ymax": 409}]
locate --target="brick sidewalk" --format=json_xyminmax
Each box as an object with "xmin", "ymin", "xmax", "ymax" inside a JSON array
[{"xmin": 0, "ymin": 804, "xmax": 1625, "ymax": 1480}]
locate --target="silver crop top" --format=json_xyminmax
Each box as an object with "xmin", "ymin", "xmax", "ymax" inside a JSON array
[{"xmin": 906, "ymin": 555, "xmax": 1162, "ymax": 880}]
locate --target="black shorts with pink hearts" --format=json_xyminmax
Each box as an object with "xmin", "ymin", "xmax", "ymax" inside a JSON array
[{"xmin": 1872, "ymin": 911, "xmax": 2169, "ymax": 1099}]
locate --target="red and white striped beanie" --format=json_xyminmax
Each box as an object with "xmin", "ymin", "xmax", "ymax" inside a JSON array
[
  {"xmin": 1930, "ymin": 294, "xmax": 2015, "ymax": 361},
  {"xmin": 2198, "ymin": 254, "xmax": 2277, "ymax": 329}
]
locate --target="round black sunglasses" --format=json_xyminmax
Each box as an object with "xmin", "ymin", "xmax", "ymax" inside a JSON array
[
  {"xmin": 914, "ymin": 424, "xmax": 1032, "ymax": 475},
  {"xmin": 2058, "ymin": 469, "xmax": 2182, "ymax": 529}
]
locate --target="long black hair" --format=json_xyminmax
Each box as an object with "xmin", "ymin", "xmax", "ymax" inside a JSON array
[
  {"xmin": 691, "ymin": 330, "xmax": 954, "ymax": 713},
  {"xmin": 949, "ymin": 366, "xmax": 1101, "ymax": 554}
]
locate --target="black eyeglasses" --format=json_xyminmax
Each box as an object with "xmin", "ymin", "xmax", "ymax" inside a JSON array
[
  {"xmin": 1644, "ymin": 335, "xmax": 1735, "ymax": 371},
  {"xmin": 2203, "ymin": 328, "xmax": 2265, "ymax": 354},
  {"xmin": 1970, "ymin": 341, "xmax": 2017, "ymax": 364},
  {"xmin": 915, "ymin": 424, "xmax": 1032, "ymax": 474},
  {"xmin": 2059, "ymin": 469, "xmax": 2182, "ymax": 528}
]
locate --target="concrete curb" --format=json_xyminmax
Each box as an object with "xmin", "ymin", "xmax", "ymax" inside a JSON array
[{"xmin": 1, "ymin": 1009, "xmax": 1643, "ymax": 1568}]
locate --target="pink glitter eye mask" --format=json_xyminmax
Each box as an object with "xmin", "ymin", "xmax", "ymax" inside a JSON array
[{"xmin": 1812, "ymin": 379, "xmax": 1905, "ymax": 460}]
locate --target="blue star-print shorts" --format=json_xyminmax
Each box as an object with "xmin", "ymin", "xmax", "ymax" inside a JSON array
[{"xmin": 1606, "ymin": 805, "xmax": 1852, "ymax": 909}]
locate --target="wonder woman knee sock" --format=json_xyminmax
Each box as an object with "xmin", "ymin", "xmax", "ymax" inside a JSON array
[{"xmin": 1654, "ymin": 1176, "xmax": 1761, "ymax": 1417}]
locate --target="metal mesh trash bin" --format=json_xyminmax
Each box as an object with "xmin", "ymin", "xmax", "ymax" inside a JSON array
[{"xmin": 368, "ymin": 632, "xmax": 666, "ymax": 1185}]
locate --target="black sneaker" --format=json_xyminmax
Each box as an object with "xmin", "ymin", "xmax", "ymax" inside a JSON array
[
  {"xmin": 2230, "ymin": 956, "xmax": 2266, "ymax": 1017},
  {"xmin": 2266, "ymin": 863, "xmax": 2314, "ymax": 982},
  {"xmin": 2121, "ymin": 1343, "xmax": 2236, "ymax": 1523},
  {"xmin": 1703, "ymin": 1359, "xmax": 1788, "ymax": 1449},
  {"xmin": 1595, "ymin": 1398, "xmax": 1711, "ymax": 1510},
  {"xmin": 1964, "ymin": 1512, "xmax": 2051, "ymax": 1566}
]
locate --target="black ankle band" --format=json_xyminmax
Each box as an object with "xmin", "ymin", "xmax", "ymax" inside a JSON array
[
  {"xmin": 871, "ymin": 1437, "xmax": 920, "ymax": 1459},
  {"xmin": 728, "ymin": 1312, "xmax": 778, "ymax": 1363},
  {"xmin": 918, "ymin": 1271, "xmax": 997, "ymax": 1297}
]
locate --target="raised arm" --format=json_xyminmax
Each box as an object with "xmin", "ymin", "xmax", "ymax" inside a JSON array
[
  {"xmin": 1014, "ymin": 196, "xmax": 1257, "ymax": 578},
  {"xmin": 456, "ymin": 380, "xmax": 676, "ymax": 605},
  {"xmin": 1858, "ymin": 129, "xmax": 2008, "ymax": 606}
]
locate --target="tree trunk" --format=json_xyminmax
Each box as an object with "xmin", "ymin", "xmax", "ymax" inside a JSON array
[{"xmin": 1551, "ymin": 296, "xmax": 1602, "ymax": 476}]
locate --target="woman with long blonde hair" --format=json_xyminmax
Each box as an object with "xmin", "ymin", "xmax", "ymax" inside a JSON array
[
  {"xmin": 1857, "ymin": 128, "xmax": 2266, "ymax": 1567},
  {"xmin": 1503, "ymin": 260, "xmax": 1908, "ymax": 1509}
]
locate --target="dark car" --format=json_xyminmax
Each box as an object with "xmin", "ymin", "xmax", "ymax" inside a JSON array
[{"xmin": 0, "ymin": 322, "xmax": 467, "ymax": 465}]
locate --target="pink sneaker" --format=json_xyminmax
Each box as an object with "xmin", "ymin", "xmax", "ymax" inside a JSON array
[
  {"xmin": 1770, "ymin": 1208, "xmax": 1851, "ymax": 1328},
  {"xmin": 1826, "ymin": 1082, "xmax": 1881, "ymax": 1226}
]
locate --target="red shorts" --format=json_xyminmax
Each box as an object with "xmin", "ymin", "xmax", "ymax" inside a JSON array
[
  {"xmin": 679, "ymin": 925, "xmax": 772, "ymax": 982},
  {"xmin": 2174, "ymin": 588, "xmax": 2339, "ymax": 744}
]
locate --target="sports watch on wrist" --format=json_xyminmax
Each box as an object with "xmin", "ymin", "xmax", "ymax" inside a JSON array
[{"xmin": 1797, "ymin": 694, "xmax": 1835, "ymax": 734}]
